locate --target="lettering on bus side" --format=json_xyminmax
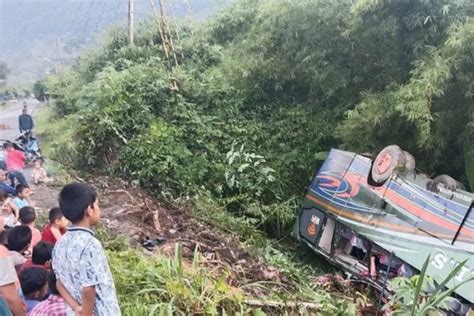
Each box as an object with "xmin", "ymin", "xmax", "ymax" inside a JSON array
[{"xmin": 431, "ymin": 251, "xmax": 473, "ymax": 282}]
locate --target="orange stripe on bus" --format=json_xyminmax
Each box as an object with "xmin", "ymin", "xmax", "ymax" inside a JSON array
[
  {"xmin": 305, "ymin": 194, "xmax": 472, "ymax": 242},
  {"xmin": 382, "ymin": 188, "xmax": 474, "ymax": 239}
]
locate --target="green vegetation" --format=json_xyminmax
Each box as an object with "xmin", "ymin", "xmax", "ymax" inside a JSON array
[
  {"xmin": 106, "ymin": 241, "xmax": 247, "ymax": 315},
  {"xmin": 98, "ymin": 227, "xmax": 356, "ymax": 316},
  {"xmin": 0, "ymin": 61, "xmax": 9, "ymax": 82},
  {"xmin": 43, "ymin": 0, "xmax": 474, "ymax": 235},
  {"xmin": 36, "ymin": 105, "xmax": 347, "ymax": 314},
  {"xmin": 33, "ymin": 80, "xmax": 48, "ymax": 102},
  {"xmin": 37, "ymin": 0, "xmax": 474, "ymax": 313},
  {"xmin": 385, "ymin": 256, "xmax": 474, "ymax": 315}
]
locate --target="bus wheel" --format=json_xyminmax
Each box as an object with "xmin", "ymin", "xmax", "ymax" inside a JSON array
[
  {"xmin": 403, "ymin": 151, "xmax": 416, "ymax": 173},
  {"xmin": 371, "ymin": 145, "xmax": 406, "ymax": 184},
  {"xmin": 433, "ymin": 174, "xmax": 465, "ymax": 191}
]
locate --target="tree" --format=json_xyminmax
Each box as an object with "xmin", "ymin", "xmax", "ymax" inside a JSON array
[
  {"xmin": 0, "ymin": 61, "xmax": 10, "ymax": 81},
  {"xmin": 33, "ymin": 80, "xmax": 48, "ymax": 102},
  {"xmin": 339, "ymin": 14, "xmax": 474, "ymax": 186},
  {"xmin": 44, "ymin": 0, "xmax": 474, "ymax": 238}
]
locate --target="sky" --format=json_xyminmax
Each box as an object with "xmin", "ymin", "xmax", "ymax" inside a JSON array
[{"xmin": 0, "ymin": 0, "xmax": 229, "ymax": 85}]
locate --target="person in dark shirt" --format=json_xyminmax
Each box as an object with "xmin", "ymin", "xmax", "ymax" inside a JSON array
[
  {"xmin": 18, "ymin": 109, "xmax": 34, "ymax": 133},
  {"xmin": 0, "ymin": 170, "xmax": 15, "ymax": 196}
]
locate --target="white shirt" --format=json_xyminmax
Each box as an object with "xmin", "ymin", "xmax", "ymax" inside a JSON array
[{"xmin": 52, "ymin": 227, "xmax": 121, "ymax": 316}]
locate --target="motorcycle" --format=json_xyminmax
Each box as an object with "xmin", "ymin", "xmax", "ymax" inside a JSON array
[
  {"xmin": 0, "ymin": 131, "xmax": 42, "ymax": 187},
  {"xmin": 13, "ymin": 130, "xmax": 43, "ymax": 164}
]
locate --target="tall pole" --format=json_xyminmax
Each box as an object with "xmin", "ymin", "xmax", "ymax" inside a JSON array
[
  {"xmin": 58, "ymin": 37, "xmax": 64, "ymax": 61},
  {"xmin": 128, "ymin": 0, "xmax": 134, "ymax": 46}
]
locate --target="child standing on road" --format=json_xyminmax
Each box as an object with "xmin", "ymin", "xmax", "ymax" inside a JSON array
[
  {"xmin": 21, "ymin": 241, "xmax": 54, "ymax": 272},
  {"xmin": 0, "ymin": 169, "xmax": 16, "ymax": 196},
  {"xmin": 42, "ymin": 207, "xmax": 68, "ymax": 245},
  {"xmin": 53, "ymin": 183, "xmax": 120, "ymax": 315},
  {"xmin": 28, "ymin": 271, "xmax": 68, "ymax": 316}
]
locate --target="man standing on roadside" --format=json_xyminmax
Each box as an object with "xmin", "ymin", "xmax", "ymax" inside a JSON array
[{"xmin": 18, "ymin": 108, "xmax": 34, "ymax": 134}]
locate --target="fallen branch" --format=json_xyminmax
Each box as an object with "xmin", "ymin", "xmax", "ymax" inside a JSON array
[
  {"xmin": 142, "ymin": 198, "xmax": 161, "ymax": 232},
  {"xmin": 175, "ymin": 238, "xmax": 224, "ymax": 254},
  {"xmin": 75, "ymin": 176, "xmax": 85, "ymax": 182},
  {"xmin": 244, "ymin": 299, "xmax": 320, "ymax": 310},
  {"xmin": 117, "ymin": 207, "xmax": 145, "ymax": 217},
  {"xmin": 152, "ymin": 210, "xmax": 161, "ymax": 232},
  {"xmin": 108, "ymin": 189, "xmax": 143, "ymax": 207}
]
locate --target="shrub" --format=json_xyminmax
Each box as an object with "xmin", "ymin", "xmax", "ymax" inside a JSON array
[
  {"xmin": 109, "ymin": 245, "xmax": 246, "ymax": 315},
  {"xmin": 118, "ymin": 120, "xmax": 197, "ymax": 196}
]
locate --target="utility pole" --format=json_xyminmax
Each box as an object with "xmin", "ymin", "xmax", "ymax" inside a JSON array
[
  {"xmin": 128, "ymin": 0, "xmax": 134, "ymax": 46},
  {"xmin": 58, "ymin": 37, "xmax": 64, "ymax": 61}
]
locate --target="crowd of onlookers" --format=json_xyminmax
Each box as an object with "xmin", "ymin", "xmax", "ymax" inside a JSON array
[
  {"xmin": 1, "ymin": 105, "xmax": 121, "ymax": 315},
  {"xmin": 1, "ymin": 174, "xmax": 121, "ymax": 315}
]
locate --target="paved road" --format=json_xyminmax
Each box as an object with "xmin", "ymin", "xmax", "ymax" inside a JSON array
[
  {"xmin": 0, "ymin": 99, "xmax": 40, "ymax": 141},
  {"xmin": 1, "ymin": 99, "xmax": 41, "ymax": 182}
]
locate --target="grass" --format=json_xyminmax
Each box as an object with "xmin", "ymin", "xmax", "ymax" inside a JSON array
[
  {"xmin": 35, "ymin": 102, "xmax": 334, "ymax": 283},
  {"xmin": 34, "ymin": 104, "xmax": 79, "ymax": 178},
  {"xmin": 191, "ymin": 195, "xmax": 335, "ymax": 282},
  {"xmin": 96, "ymin": 226, "xmax": 355, "ymax": 316},
  {"xmin": 108, "ymin": 244, "xmax": 247, "ymax": 315},
  {"xmin": 33, "ymin": 102, "xmax": 356, "ymax": 315}
]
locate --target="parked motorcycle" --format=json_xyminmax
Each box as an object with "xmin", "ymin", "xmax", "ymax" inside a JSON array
[
  {"xmin": 1, "ymin": 130, "xmax": 44, "ymax": 165},
  {"xmin": 15, "ymin": 130, "xmax": 43, "ymax": 164}
]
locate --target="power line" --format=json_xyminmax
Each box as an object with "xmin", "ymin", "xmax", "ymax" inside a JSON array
[
  {"xmin": 82, "ymin": 0, "xmax": 97, "ymax": 33},
  {"xmin": 64, "ymin": 1, "xmax": 85, "ymax": 36},
  {"xmin": 167, "ymin": 0, "xmax": 184, "ymax": 58},
  {"xmin": 128, "ymin": 0, "xmax": 134, "ymax": 45},
  {"xmin": 181, "ymin": 0, "xmax": 194, "ymax": 34},
  {"xmin": 92, "ymin": 0, "xmax": 108, "ymax": 35},
  {"xmin": 114, "ymin": 0, "xmax": 124, "ymax": 21},
  {"xmin": 77, "ymin": 0, "xmax": 96, "ymax": 40}
]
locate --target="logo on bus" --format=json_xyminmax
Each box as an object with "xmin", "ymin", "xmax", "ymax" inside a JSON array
[
  {"xmin": 317, "ymin": 173, "xmax": 360, "ymax": 199},
  {"xmin": 307, "ymin": 215, "xmax": 320, "ymax": 236},
  {"xmin": 431, "ymin": 251, "xmax": 473, "ymax": 283}
]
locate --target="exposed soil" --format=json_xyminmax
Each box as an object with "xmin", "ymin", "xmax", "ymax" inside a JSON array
[
  {"xmin": 30, "ymin": 183, "xmax": 60, "ymax": 211},
  {"xmin": 93, "ymin": 177, "xmax": 292, "ymax": 294},
  {"xmin": 32, "ymin": 176, "xmax": 291, "ymax": 297},
  {"xmin": 30, "ymin": 175, "xmax": 379, "ymax": 314}
]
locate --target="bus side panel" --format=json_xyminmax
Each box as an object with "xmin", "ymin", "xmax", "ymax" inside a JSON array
[
  {"xmin": 299, "ymin": 208, "xmax": 326, "ymax": 245},
  {"xmin": 455, "ymin": 207, "xmax": 474, "ymax": 253}
]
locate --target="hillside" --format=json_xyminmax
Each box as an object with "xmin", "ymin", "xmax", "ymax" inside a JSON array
[
  {"xmin": 5, "ymin": 0, "xmax": 472, "ymax": 313},
  {"xmin": 0, "ymin": 0, "xmax": 228, "ymax": 85}
]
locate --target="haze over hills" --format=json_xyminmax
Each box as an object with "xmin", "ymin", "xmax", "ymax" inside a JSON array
[{"xmin": 0, "ymin": 0, "xmax": 228, "ymax": 86}]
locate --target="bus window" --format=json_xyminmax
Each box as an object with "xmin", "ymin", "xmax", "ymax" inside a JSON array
[
  {"xmin": 369, "ymin": 246, "xmax": 414, "ymax": 279},
  {"xmin": 318, "ymin": 217, "xmax": 335, "ymax": 252},
  {"xmin": 332, "ymin": 224, "xmax": 369, "ymax": 276}
]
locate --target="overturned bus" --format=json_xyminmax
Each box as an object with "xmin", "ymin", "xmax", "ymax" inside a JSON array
[{"xmin": 294, "ymin": 145, "xmax": 473, "ymax": 312}]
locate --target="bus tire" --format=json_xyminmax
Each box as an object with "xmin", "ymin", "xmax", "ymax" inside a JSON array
[
  {"xmin": 403, "ymin": 151, "xmax": 416, "ymax": 173},
  {"xmin": 371, "ymin": 145, "xmax": 406, "ymax": 184},
  {"xmin": 433, "ymin": 174, "xmax": 465, "ymax": 191}
]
